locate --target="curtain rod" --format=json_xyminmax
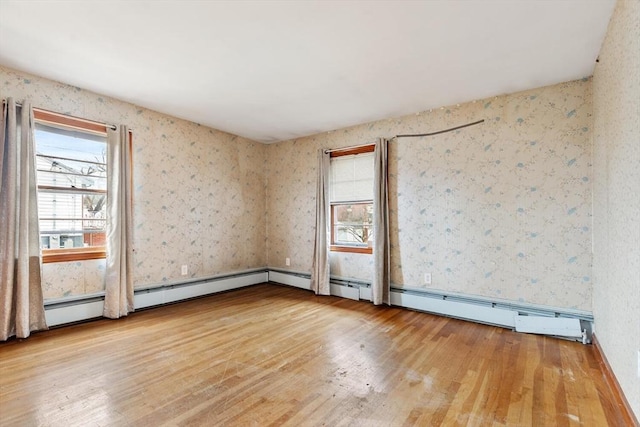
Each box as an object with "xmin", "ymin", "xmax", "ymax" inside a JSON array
[
  {"xmin": 2, "ymin": 99, "xmax": 118, "ymax": 131},
  {"xmin": 395, "ymin": 119, "xmax": 485, "ymax": 138}
]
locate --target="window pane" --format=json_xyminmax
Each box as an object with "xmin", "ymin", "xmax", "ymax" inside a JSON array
[
  {"xmin": 36, "ymin": 168, "xmax": 107, "ymax": 191},
  {"xmin": 333, "ymin": 203, "xmax": 374, "ymax": 246},
  {"xmin": 35, "ymin": 123, "xmax": 106, "ymax": 189},
  {"xmin": 40, "ymin": 231, "xmax": 106, "ymax": 249},
  {"xmin": 38, "ymin": 192, "xmax": 106, "ymax": 221},
  {"xmin": 35, "ymin": 123, "xmax": 107, "ymax": 163},
  {"xmin": 34, "ymin": 121, "xmax": 107, "ymax": 251}
]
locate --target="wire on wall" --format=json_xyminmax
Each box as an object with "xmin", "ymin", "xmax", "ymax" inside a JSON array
[
  {"xmin": 395, "ymin": 119, "xmax": 485, "ymax": 138},
  {"xmin": 324, "ymin": 119, "xmax": 485, "ymax": 153}
]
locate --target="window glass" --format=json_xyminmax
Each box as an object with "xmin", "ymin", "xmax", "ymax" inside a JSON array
[
  {"xmin": 332, "ymin": 203, "xmax": 373, "ymax": 246},
  {"xmin": 35, "ymin": 122, "xmax": 107, "ymax": 252},
  {"xmin": 329, "ymin": 146, "xmax": 374, "ymax": 253}
]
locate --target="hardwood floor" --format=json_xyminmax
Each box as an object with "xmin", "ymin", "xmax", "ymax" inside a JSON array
[{"xmin": 0, "ymin": 284, "xmax": 627, "ymax": 426}]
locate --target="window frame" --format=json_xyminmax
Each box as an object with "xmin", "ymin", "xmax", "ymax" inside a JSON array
[
  {"xmin": 329, "ymin": 144, "xmax": 375, "ymax": 255},
  {"xmin": 33, "ymin": 109, "xmax": 110, "ymax": 264}
]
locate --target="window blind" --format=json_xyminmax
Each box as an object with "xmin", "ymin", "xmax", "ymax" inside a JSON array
[{"xmin": 329, "ymin": 152, "xmax": 374, "ymax": 202}]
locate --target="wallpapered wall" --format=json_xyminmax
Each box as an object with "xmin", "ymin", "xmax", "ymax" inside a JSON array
[
  {"xmin": 267, "ymin": 79, "xmax": 593, "ymax": 311},
  {"xmin": 0, "ymin": 65, "xmax": 267, "ymax": 300},
  {"xmin": 592, "ymin": 0, "xmax": 639, "ymax": 418},
  {"xmin": 1, "ymin": 65, "xmax": 594, "ymax": 312}
]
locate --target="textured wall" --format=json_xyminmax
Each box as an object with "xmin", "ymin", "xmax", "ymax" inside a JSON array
[
  {"xmin": 267, "ymin": 79, "xmax": 593, "ymax": 311},
  {"xmin": 2, "ymin": 65, "xmax": 594, "ymax": 312},
  {"xmin": 592, "ymin": 0, "xmax": 640, "ymax": 419},
  {"xmin": 1, "ymin": 65, "xmax": 267, "ymax": 299},
  {"xmin": 41, "ymin": 259, "xmax": 106, "ymax": 299}
]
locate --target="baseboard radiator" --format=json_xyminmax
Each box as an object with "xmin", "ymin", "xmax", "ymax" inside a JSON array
[
  {"xmin": 44, "ymin": 269, "xmax": 269, "ymax": 327},
  {"xmin": 267, "ymin": 268, "xmax": 594, "ymax": 343},
  {"xmin": 43, "ymin": 267, "xmax": 593, "ymax": 343}
]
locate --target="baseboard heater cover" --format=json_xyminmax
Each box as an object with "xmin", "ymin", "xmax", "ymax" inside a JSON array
[
  {"xmin": 267, "ymin": 269, "xmax": 593, "ymax": 342},
  {"xmin": 45, "ymin": 270, "xmax": 268, "ymax": 327},
  {"xmin": 330, "ymin": 283, "xmax": 359, "ymax": 300},
  {"xmin": 389, "ymin": 290, "xmax": 516, "ymax": 328},
  {"xmin": 45, "ymin": 300, "xmax": 104, "ymax": 327},
  {"xmin": 135, "ymin": 270, "xmax": 268, "ymax": 309},
  {"xmin": 267, "ymin": 270, "xmax": 360, "ymax": 300},
  {"xmin": 514, "ymin": 315, "xmax": 583, "ymax": 339},
  {"xmin": 267, "ymin": 270, "xmax": 311, "ymax": 290}
]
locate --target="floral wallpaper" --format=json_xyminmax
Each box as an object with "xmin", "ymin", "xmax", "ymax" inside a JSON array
[
  {"xmin": 2, "ymin": 64, "xmax": 594, "ymax": 313},
  {"xmin": 3, "ymin": 7, "xmax": 635, "ymax": 414},
  {"xmin": 592, "ymin": 0, "xmax": 640, "ymax": 418},
  {"xmin": 267, "ymin": 79, "xmax": 593, "ymax": 311},
  {"xmin": 41, "ymin": 260, "xmax": 106, "ymax": 299},
  {"xmin": 1, "ymin": 65, "xmax": 267, "ymax": 300}
]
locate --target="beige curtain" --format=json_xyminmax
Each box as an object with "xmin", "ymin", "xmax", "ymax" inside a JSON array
[
  {"xmin": 103, "ymin": 126, "xmax": 134, "ymax": 318},
  {"xmin": 310, "ymin": 148, "xmax": 330, "ymax": 295},
  {"xmin": 372, "ymin": 138, "xmax": 390, "ymax": 305},
  {"xmin": 0, "ymin": 98, "xmax": 48, "ymax": 340}
]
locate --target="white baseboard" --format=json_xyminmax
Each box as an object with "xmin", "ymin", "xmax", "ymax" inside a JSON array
[
  {"xmin": 43, "ymin": 268, "xmax": 591, "ymax": 343},
  {"xmin": 330, "ymin": 283, "xmax": 360, "ymax": 300},
  {"xmin": 268, "ymin": 271, "xmax": 311, "ymax": 290},
  {"xmin": 267, "ymin": 269, "xmax": 593, "ymax": 341},
  {"xmin": 359, "ymin": 287, "xmax": 372, "ymax": 301},
  {"xmin": 136, "ymin": 271, "xmax": 268, "ymax": 309},
  {"xmin": 515, "ymin": 315, "xmax": 582, "ymax": 338},
  {"xmin": 45, "ymin": 270, "xmax": 268, "ymax": 327},
  {"xmin": 390, "ymin": 290, "xmax": 517, "ymax": 328},
  {"xmin": 268, "ymin": 270, "xmax": 359, "ymax": 300},
  {"xmin": 45, "ymin": 300, "xmax": 104, "ymax": 327}
]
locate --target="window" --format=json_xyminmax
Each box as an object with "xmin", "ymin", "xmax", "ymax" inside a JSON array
[
  {"xmin": 329, "ymin": 144, "xmax": 375, "ymax": 254},
  {"xmin": 34, "ymin": 110, "xmax": 109, "ymax": 263}
]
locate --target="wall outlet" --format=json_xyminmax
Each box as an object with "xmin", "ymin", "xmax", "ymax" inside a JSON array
[
  {"xmin": 424, "ymin": 273, "xmax": 432, "ymax": 284},
  {"xmin": 285, "ymin": 257, "xmax": 291, "ymax": 266},
  {"xmin": 181, "ymin": 265, "xmax": 188, "ymax": 276},
  {"xmin": 637, "ymin": 350, "xmax": 640, "ymax": 378}
]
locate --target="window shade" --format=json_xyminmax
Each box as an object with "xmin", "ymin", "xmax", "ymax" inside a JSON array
[{"xmin": 330, "ymin": 152, "xmax": 374, "ymax": 202}]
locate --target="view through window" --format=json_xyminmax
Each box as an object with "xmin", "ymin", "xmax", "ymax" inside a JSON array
[
  {"xmin": 34, "ymin": 113, "xmax": 108, "ymax": 263},
  {"xmin": 329, "ymin": 145, "xmax": 375, "ymax": 254}
]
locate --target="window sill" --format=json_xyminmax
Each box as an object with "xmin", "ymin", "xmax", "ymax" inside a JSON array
[
  {"xmin": 42, "ymin": 247, "xmax": 106, "ymax": 263},
  {"xmin": 330, "ymin": 245, "xmax": 373, "ymax": 254}
]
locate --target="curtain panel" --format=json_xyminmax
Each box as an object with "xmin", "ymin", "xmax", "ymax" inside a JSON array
[
  {"xmin": 372, "ymin": 138, "xmax": 390, "ymax": 305},
  {"xmin": 310, "ymin": 148, "xmax": 331, "ymax": 295},
  {"xmin": 0, "ymin": 98, "xmax": 48, "ymax": 340},
  {"xmin": 103, "ymin": 126, "xmax": 134, "ymax": 318}
]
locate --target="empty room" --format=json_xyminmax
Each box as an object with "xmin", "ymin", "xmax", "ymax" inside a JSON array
[{"xmin": 0, "ymin": 0, "xmax": 638, "ymax": 425}]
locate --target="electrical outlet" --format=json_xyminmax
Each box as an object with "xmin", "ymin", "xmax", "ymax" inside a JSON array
[
  {"xmin": 285, "ymin": 258, "xmax": 291, "ymax": 266},
  {"xmin": 424, "ymin": 273, "xmax": 432, "ymax": 284},
  {"xmin": 637, "ymin": 350, "xmax": 640, "ymax": 378},
  {"xmin": 181, "ymin": 265, "xmax": 188, "ymax": 276}
]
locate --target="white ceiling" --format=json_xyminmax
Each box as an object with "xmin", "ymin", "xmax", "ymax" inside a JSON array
[{"xmin": 0, "ymin": 0, "xmax": 616, "ymax": 143}]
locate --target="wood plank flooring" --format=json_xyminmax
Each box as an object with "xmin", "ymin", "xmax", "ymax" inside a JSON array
[{"xmin": 0, "ymin": 284, "xmax": 627, "ymax": 426}]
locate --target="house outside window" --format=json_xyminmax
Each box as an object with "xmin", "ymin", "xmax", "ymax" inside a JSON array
[{"xmin": 329, "ymin": 144, "xmax": 375, "ymax": 254}]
